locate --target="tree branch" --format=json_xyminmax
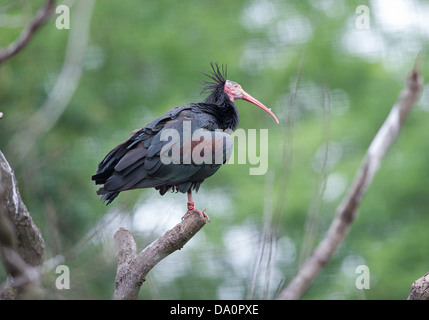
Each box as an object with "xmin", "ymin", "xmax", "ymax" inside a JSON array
[
  {"xmin": 277, "ymin": 66, "xmax": 424, "ymax": 300},
  {"xmin": 0, "ymin": 0, "xmax": 56, "ymax": 64},
  {"xmin": 0, "ymin": 150, "xmax": 45, "ymax": 299},
  {"xmin": 408, "ymin": 273, "xmax": 429, "ymax": 300},
  {"xmin": 114, "ymin": 212, "xmax": 207, "ymax": 300}
]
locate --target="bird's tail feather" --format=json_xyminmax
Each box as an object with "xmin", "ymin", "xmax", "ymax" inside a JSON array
[{"xmin": 96, "ymin": 188, "xmax": 119, "ymax": 205}]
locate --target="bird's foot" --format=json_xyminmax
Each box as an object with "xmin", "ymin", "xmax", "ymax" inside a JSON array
[
  {"xmin": 182, "ymin": 202, "xmax": 210, "ymax": 223},
  {"xmin": 182, "ymin": 209, "xmax": 210, "ymax": 223}
]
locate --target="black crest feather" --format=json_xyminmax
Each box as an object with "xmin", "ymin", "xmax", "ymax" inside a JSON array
[{"xmin": 199, "ymin": 61, "xmax": 227, "ymax": 95}]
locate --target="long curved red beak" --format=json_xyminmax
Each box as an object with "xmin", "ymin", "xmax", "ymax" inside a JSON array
[{"xmin": 242, "ymin": 91, "xmax": 279, "ymax": 124}]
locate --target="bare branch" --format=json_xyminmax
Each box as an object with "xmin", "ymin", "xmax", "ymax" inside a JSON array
[
  {"xmin": 0, "ymin": 0, "xmax": 56, "ymax": 64},
  {"xmin": 114, "ymin": 212, "xmax": 207, "ymax": 300},
  {"xmin": 277, "ymin": 67, "xmax": 424, "ymax": 300},
  {"xmin": 0, "ymin": 150, "xmax": 45, "ymax": 299},
  {"xmin": 0, "ymin": 151, "xmax": 45, "ymax": 266}
]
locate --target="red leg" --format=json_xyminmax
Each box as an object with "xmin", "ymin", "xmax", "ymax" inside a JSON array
[
  {"xmin": 187, "ymin": 191, "xmax": 195, "ymax": 211},
  {"xmin": 182, "ymin": 191, "xmax": 210, "ymax": 222}
]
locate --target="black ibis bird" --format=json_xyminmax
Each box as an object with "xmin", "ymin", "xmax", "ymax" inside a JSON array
[{"xmin": 92, "ymin": 62, "xmax": 279, "ymax": 221}]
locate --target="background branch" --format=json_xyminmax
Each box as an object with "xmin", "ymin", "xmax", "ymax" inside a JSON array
[
  {"xmin": 114, "ymin": 212, "xmax": 207, "ymax": 300},
  {"xmin": 0, "ymin": 0, "xmax": 56, "ymax": 64},
  {"xmin": 277, "ymin": 66, "xmax": 424, "ymax": 300},
  {"xmin": 7, "ymin": 0, "xmax": 96, "ymax": 163}
]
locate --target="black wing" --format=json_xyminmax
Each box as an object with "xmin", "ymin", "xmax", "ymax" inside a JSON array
[{"xmin": 92, "ymin": 104, "xmax": 231, "ymax": 204}]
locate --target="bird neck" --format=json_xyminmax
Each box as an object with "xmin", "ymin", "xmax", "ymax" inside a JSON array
[
  {"xmin": 217, "ymin": 101, "xmax": 239, "ymax": 131},
  {"xmin": 203, "ymin": 90, "xmax": 239, "ymax": 131}
]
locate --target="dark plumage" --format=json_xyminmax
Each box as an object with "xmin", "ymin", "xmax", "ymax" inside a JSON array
[{"xmin": 92, "ymin": 62, "xmax": 278, "ymax": 219}]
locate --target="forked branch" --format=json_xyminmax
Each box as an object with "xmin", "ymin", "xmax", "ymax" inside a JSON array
[{"xmin": 114, "ymin": 212, "xmax": 207, "ymax": 300}]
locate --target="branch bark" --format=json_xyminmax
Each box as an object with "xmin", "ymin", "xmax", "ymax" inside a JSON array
[
  {"xmin": 0, "ymin": 0, "xmax": 56, "ymax": 64},
  {"xmin": 0, "ymin": 150, "xmax": 45, "ymax": 299},
  {"xmin": 114, "ymin": 212, "xmax": 207, "ymax": 300},
  {"xmin": 408, "ymin": 273, "xmax": 429, "ymax": 300},
  {"xmin": 277, "ymin": 66, "xmax": 424, "ymax": 300}
]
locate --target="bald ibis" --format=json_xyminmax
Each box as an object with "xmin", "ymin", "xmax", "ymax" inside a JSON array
[{"xmin": 92, "ymin": 62, "xmax": 279, "ymax": 221}]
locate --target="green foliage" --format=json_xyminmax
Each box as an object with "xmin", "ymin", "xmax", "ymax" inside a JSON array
[{"xmin": 1, "ymin": 0, "xmax": 429, "ymax": 299}]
